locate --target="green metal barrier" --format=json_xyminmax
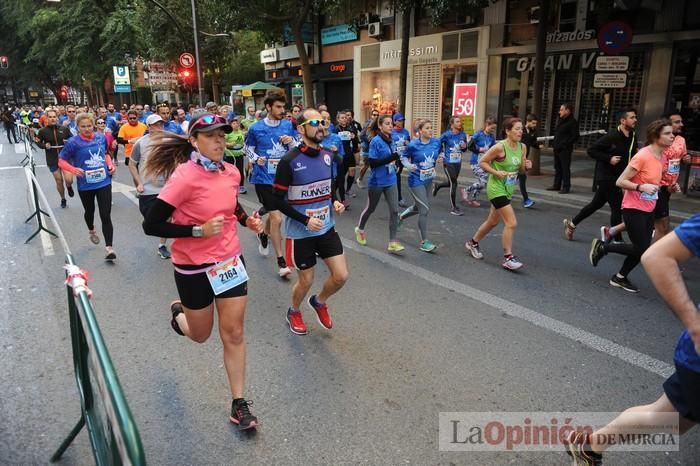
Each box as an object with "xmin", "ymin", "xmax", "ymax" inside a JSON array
[{"xmin": 49, "ymin": 255, "xmax": 146, "ymax": 465}]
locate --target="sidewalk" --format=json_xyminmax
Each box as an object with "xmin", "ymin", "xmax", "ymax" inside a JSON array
[{"xmin": 436, "ymin": 151, "xmax": 699, "ymax": 221}]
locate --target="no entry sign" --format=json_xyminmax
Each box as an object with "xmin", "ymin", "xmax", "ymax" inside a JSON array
[{"xmin": 179, "ymin": 53, "xmax": 195, "ymax": 68}]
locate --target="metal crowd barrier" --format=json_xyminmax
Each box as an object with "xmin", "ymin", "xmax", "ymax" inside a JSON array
[{"xmin": 19, "ymin": 141, "xmax": 146, "ymax": 465}]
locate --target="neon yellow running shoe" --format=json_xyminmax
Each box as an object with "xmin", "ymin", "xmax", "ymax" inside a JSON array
[
  {"xmin": 354, "ymin": 227, "xmax": 367, "ymax": 246},
  {"xmin": 387, "ymin": 241, "xmax": 405, "ymax": 254}
]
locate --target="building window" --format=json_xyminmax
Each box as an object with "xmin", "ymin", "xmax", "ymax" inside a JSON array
[
  {"xmin": 557, "ymin": 0, "xmax": 577, "ymax": 32},
  {"xmin": 442, "ymin": 64, "xmax": 478, "ymax": 133},
  {"xmin": 360, "ymin": 70, "xmax": 400, "ymax": 120}
]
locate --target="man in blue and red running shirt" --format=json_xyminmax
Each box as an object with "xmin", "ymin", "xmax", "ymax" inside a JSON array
[{"xmin": 273, "ymin": 108, "xmax": 348, "ymax": 336}]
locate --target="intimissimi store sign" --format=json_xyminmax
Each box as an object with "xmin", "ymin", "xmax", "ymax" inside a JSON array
[{"xmin": 515, "ymin": 51, "xmax": 598, "ymax": 72}]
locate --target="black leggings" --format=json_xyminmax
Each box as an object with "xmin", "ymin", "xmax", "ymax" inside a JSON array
[
  {"xmin": 434, "ymin": 164, "xmax": 461, "ymax": 209},
  {"xmin": 603, "ymin": 208, "xmax": 653, "ymax": 277},
  {"xmin": 78, "ymin": 185, "xmax": 114, "ymax": 247},
  {"xmin": 572, "ymin": 181, "xmax": 622, "ymax": 228},
  {"xmin": 518, "ymin": 173, "xmax": 529, "ymax": 200}
]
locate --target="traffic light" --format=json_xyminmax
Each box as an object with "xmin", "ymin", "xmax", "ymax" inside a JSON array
[{"xmin": 0, "ymin": 56, "xmax": 8, "ymax": 69}]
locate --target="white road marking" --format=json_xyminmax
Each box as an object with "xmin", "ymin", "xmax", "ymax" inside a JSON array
[
  {"xmin": 15, "ymin": 143, "xmax": 24, "ymax": 154},
  {"xmin": 0, "ymin": 144, "xmax": 3, "ymax": 155},
  {"xmin": 238, "ymin": 196, "xmax": 674, "ymax": 378},
  {"xmin": 111, "ymin": 181, "xmax": 139, "ymax": 206}
]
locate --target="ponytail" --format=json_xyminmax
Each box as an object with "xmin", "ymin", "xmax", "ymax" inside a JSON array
[
  {"xmin": 367, "ymin": 114, "xmax": 392, "ymax": 139},
  {"xmin": 144, "ymin": 131, "xmax": 193, "ymax": 181}
]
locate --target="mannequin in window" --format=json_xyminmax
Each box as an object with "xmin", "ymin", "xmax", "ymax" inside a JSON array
[{"xmin": 372, "ymin": 88, "xmax": 383, "ymax": 112}]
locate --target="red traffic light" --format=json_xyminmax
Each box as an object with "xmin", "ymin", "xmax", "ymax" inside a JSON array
[
  {"xmin": 0, "ymin": 56, "xmax": 8, "ymax": 69},
  {"xmin": 183, "ymin": 70, "xmax": 191, "ymax": 78}
]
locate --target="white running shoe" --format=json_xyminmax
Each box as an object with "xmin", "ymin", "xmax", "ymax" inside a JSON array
[
  {"xmin": 278, "ymin": 266, "xmax": 292, "ymax": 279},
  {"xmin": 502, "ymin": 256, "xmax": 523, "ymax": 271}
]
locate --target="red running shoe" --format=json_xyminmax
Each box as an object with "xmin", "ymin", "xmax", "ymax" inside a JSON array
[
  {"xmin": 308, "ymin": 294, "xmax": 333, "ymax": 329},
  {"xmin": 286, "ymin": 308, "xmax": 308, "ymax": 335}
]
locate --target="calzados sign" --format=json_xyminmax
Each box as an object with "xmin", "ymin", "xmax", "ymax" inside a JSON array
[{"xmin": 547, "ymin": 29, "xmax": 596, "ymax": 43}]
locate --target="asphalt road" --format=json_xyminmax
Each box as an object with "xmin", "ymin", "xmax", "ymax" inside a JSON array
[{"xmin": 1, "ymin": 140, "xmax": 699, "ymax": 465}]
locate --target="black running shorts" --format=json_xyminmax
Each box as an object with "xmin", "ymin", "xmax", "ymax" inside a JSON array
[
  {"xmin": 174, "ymin": 257, "xmax": 248, "ymax": 310},
  {"xmin": 285, "ymin": 228, "xmax": 343, "ymax": 271},
  {"xmin": 663, "ymin": 363, "xmax": 700, "ymax": 422},
  {"xmin": 490, "ymin": 195, "xmax": 511, "ymax": 209},
  {"xmin": 653, "ymin": 186, "xmax": 671, "ymax": 220},
  {"xmin": 255, "ymin": 184, "xmax": 278, "ymax": 212}
]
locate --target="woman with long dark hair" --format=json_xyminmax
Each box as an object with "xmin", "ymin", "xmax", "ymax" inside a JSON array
[
  {"xmin": 355, "ymin": 114, "xmax": 404, "ymax": 253},
  {"xmin": 465, "ymin": 117, "xmax": 532, "ymax": 270},
  {"xmin": 142, "ymin": 113, "xmax": 264, "ymax": 430}
]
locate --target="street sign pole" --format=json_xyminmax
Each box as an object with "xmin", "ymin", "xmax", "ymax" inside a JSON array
[{"xmin": 190, "ymin": 0, "xmax": 204, "ymax": 107}]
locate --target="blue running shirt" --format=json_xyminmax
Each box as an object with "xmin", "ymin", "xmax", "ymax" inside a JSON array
[
  {"xmin": 469, "ymin": 130, "xmax": 496, "ymax": 165},
  {"xmin": 59, "ymin": 133, "xmax": 111, "ymax": 191},
  {"xmin": 391, "ymin": 127, "xmax": 411, "ymax": 158},
  {"xmin": 368, "ymin": 135, "xmax": 397, "ymax": 188},
  {"xmin": 673, "ymin": 214, "xmax": 700, "ymax": 372},
  {"xmin": 245, "ymin": 118, "xmax": 297, "ymax": 185},
  {"xmin": 440, "ymin": 129, "xmax": 468, "ymax": 165},
  {"xmin": 402, "ymin": 137, "xmax": 442, "ymax": 188},
  {"xmin": 274, "ymin": 145, "xmax": 341, "ymax": 239}
]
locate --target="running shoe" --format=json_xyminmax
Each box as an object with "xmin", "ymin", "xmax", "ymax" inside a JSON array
[
  {"xmin": 89, "ymin": 229, "xmax": 100, "ymax": 245},
  {"xmin": 563, "ymin": 218, "xmax": 576, "ymax": 241},
  {"xmin": 356, "ymin": 178, "xmax": 365, "ymax": 189},
  {"xmin": 465, "ymin": 240, "xmax": 483, "ymax": 260},
  {"xmin": 229, "ymin": 399, "xmax": 258, "ymax": 431},
  {"xmin": 170, "ymin": 300, "xmax": 185, "ymax": 336},
  {"xmin": 449, "ymin": 207, "xmax": 464, "ymax": 216},
  {"xmin": 66, "ymin": 185, "xmax": 74, "ymax": 198},
  {"xmin": 308, "ymin": 295, "xmax": 332, "ymax": 329},
  {"xmin": 158, "ymin": 244, "xmax": 171, "ymax": 259},
  {"xmin": 105, "ymin": 248, "xmax": 117, "ymax": 262},
  {"xmin": 589, "ymin": 239, "xmax": 605, "ymax": 267},
  {"xmin": 387, "ymin": 241, "xmax": 405, "ymax": 254},
  {"xmin": 432, "ymin": 184, "xmax": 439, "ymax": 197},
  {"xmin": 354, "ymin": 227, "xmax": 367, "ymax": 246},
  {"xmin": 420, "ymin": 239, "xmax": 437, "ymax": 252},
  {"xmin": 398, "ymin": 199, "xmax": 408, "ymax": 208},
  {"xmin": 600, "ymin": 225, "xmax": 612, "ymax": 243},
  {"xmin": 286, "ymin": 308, "xmax": 308, "ymax": 335},
  {"xmin": 468, "ymin": 200, "xmax": 480, "ymax": 208},
  {"xmin": 258, "ymin": 233, "xmax": 269, "ymax": 256},
  {"xmin": 278, "ymin": 257, "xmax": 292, "ymax": 279},
  {"xmin": 502, "ymin": 255, "xmax": 523, "ymax": 271},
  {"xmin": 522, "ymin": 198, "xmax": 535, "ymax": 208},
  {"xmin": 239, "ymin": 186, "xmax": 248, "ymax": 194},
  {"xmin": 460, "ymin": 187, "xmax": 470, "ymax": 204},
  {"xmin": 60, "ymin": 198, "xmax": 67, "ymax": 208},
  {"xmin": 563, "ymin": 431, "xmax": 603, "ymax": 466},
  {"xmin": 609, "ymin": 274, "xmax": 639, "ymax": 293}
]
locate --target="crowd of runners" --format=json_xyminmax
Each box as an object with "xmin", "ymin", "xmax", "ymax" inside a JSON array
[{"xmin": 5, "ymin": 93, "xmax": 697, "ymax": 451}]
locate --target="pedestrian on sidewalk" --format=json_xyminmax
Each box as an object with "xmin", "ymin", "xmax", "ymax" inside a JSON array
[
  {"xmin": 565, "ymin": 213, "xmax": 700, "ymax": 464},
  {"xmin": 2, "ymin": 106, "xmax": 19, "ymax": 144},
  {"xmin": 519, "ymin": 114, "xmax": 541, "ymax": 208},
  {"xmin": 547, "ymin": 103, "xmax": 579, "ymax": 194},
  {"xmin": 563, "ymin": 108, "xmax": 637, "ymax": 240}
]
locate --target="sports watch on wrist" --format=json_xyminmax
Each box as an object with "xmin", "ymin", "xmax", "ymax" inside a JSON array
[{"xmin": 192, "ymin": 225, "xmax": 203, "ymax": 237}]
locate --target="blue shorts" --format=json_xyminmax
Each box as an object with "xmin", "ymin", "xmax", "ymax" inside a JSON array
[
  {"xmin": 663, "ymin": 363, "xmax": 700, "ymax": 422},
  {"xmin": 48, "ymin": 163, "xmax": 59, "ymax": 173}
]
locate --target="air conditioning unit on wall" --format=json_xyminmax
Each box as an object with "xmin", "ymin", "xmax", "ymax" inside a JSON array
[{"xmin": 368, "ymin": 22, "xmax": 382, "ymax": 38}]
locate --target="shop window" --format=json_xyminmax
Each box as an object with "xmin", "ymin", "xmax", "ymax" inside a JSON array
[
  {"xmin": 360, "ymin": 69, "xmax": 400, "ymax": 121},
  {"xmin": 557, "ymin": 0, "xmax": 577, "ymax": 32},
  {"xmin": 361, "ymin": 44, "xmax": 380, "ymax": 69},
  {"xmin": 459, "ymin": 32, "xmax": 478, "ymax": 59},
  {"xmin": 442, "ymin": 64, "xmax": 478, "ymax": 133},
  {"xmin": 443, "ymin": 33, "xmax": 459, "ymax": 61}
]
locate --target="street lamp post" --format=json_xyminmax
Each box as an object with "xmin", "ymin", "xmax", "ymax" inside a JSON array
[{"xmin": 190, "ymin": 0, "xmax": 204, "ymax": 107}]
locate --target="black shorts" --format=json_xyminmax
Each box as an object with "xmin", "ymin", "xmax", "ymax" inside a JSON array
[
  {"xmin": 173, "ymin": 256, "xmax": 248, "ymax": 310},
  {"xmin": 653, "ymin": 186, "xmax": 671, "ymax": 220},
  {"xmin": 663, "ymin": 363, "xmax": 700, "ymax": 422},
  {"xmin": 138, "ymin": 194, "xmax": 158, "ymax": 218},
  {"xmin": 255, "ymin": 184, "xmax": 278, "ymax": 212},
  {"xmin": 285, "ymin": 228, "xmax": 343, "ymax": 270},
  {"xmin": 343, "ymin": 154, "xmax": 356, "ymax": 169},
  {"xmin": 490, "ymin": 196, "xmax": 511, "ymax": 209}
]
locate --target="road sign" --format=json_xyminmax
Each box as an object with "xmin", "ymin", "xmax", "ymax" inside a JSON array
[
  {"xmin": 112, "ymin": 66, "xmax": 131, "ymax": 86},
  {"xmin": 114, "ymin": 84, "xmax": 131, "ymax": 93},
  {"xmin": 593, "ymin": 73, "xmax": 627, "ymax": 88},
  {"xmin": 179, "ymin": 53, "xmax": 195, "ymax": 69},
  {"xmin": 597, "ymin": 21, "xmax": 633, "ymax": 56}
]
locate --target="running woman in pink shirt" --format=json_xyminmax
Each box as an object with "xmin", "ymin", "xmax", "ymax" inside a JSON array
[{"xmin": 143, "ymin": 113, "xmax": 264, "ymax": 430}]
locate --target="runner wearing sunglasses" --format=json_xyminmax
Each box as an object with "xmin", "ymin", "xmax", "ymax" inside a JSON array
[
  {"xmin": 142, "ymin": 112, "xmax": 264, "ymax": 430},
  {"xmin": 273, "ymin": 109, "xmax": 348, "ymax": 335},
  {"xmin": 117, "ymin": 109, "xmax": 147, "ymax": 169},
  {"xmin": 244, "ymin": 93, "xmax": 297, "ymax": 278}
]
